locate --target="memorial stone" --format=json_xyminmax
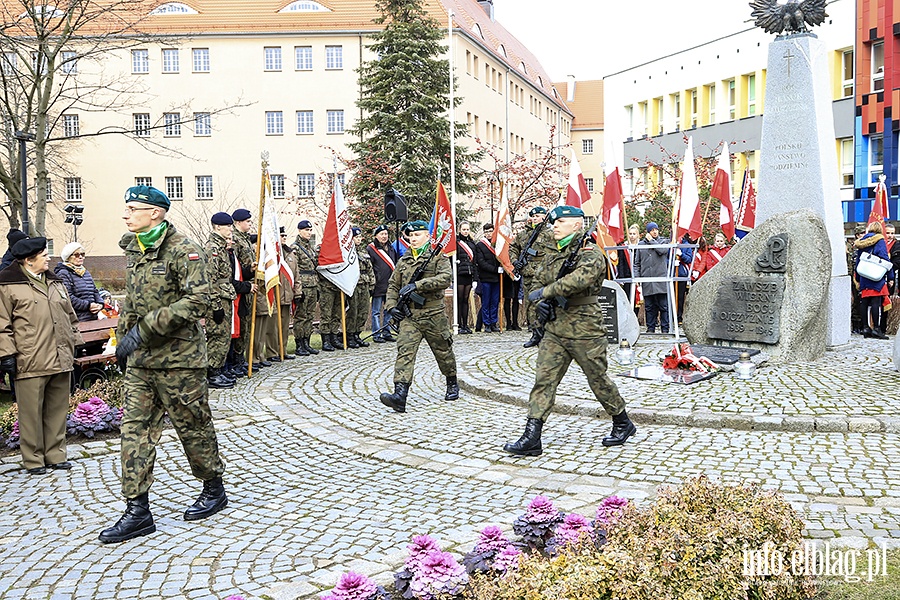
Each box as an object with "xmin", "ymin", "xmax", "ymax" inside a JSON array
[{"xmin": 602, "ymin": 280, "xmax": 640, "ymax": 347}]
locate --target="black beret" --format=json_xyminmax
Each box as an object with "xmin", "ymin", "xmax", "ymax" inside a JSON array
[
  {"xmin": 297, "ymin": 220, "xmax": 313, "ymax": 230},
  {"xmin": 211, "ymin": 212, "xmax": 233, "ymax": 226},
  {"xmin": 373, "ymin": 224, "xmax": 388, "ymax": 235},
  {"xmin": 11, "ymin": 236, "xmax": 46, "ymax": 260},
  {"xmin": 232, "ymin": 208, "xmax": 251, "ymax": 222},
  {"xmin": 6, "ymin": 229, "xmax": 26, "ymax": 246}
]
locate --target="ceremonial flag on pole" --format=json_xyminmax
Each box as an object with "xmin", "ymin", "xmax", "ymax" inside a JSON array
[
  {"xmin": 710, "ymin": 141, "xmax": 735, "ymax": 240},
  {"xmin": 428, "ymin": 181, "xmax": 456, "ymax": 255},
  {"xmin": 734, "ymin": 170, "xmax": 757, "ymax": 240},
  {"xmin": 256, "ymin": 175, "xmax": 282, "ymax": 315},
  {"xmin": 231, "ymin": 252, "xmax": 242, "ymax": 338},
  {"xmin": 317, "ymin": 176, "xmax": 360, "ymax": 297},
  {"xmin": 565, "ymin": 147, "xmax": 591, "ymax": 208},
  {"xmin": 602, "ymin": 167, "xmax": 625, "ymax": 243},
  {"xmin": 676, "ymin": 136, "xmax": 702, "ymax": 240},
  {"xmin": 493, "ymin": 182, "xmax": 516, "ymax": 275},
  {"xmin": 868, "ymin": 175, "xmax": 889, "ymax": 237}
]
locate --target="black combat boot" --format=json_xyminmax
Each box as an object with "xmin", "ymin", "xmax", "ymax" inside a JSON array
[
  {"xmin": 355, "ymin": 333, "xmax": 370, "ymax": 348},
  {"xmin": 871, "ymin": 328, "xmax": 889, "ymax": 340},
  {"xmin": 382, "ymin": 331, "xmax": 396, "ymax": 342},
  {"xmin": 602, "ymin": 410, "xmax": 637, "ymax": 447},
  {"xmin": 219, "ymin": 367, "xmax": 237, "ymax": 384},
  {"xmin": 346, "ymin": 333, "xmax": 361, "ymax": 349},
  {"xmin": 184, "ymin": 476, "xmax": 228, "ymax": 521},
  {"xmin": 445, "ymin": 376, "xmax": 460, "ymax": 401},
  {"xmin": 294, "ymin": 338, "xmax": 310, "ymax": 357},
  {"xmin": 207, "ymin": 368, "xmax": 234, "ymax": 389},
  {"xmin": 321, "ymin": 334, "xmax": 335, "ymax": 352},
  {"xmin": 332, "ymin": 333, "xmax": 345, "ymax": 350},
  {"xmin": 98, "ymin": 492, "xmax": 155, "ymax": 543},
  {"xmin": 379, "ymin": 382, "xmax": 410, "ymax": 413},
  {"xmin": 303, "ymin": 336, "xmax": 319, "ymax": 355},
  {"xmin": 504, "ymin": 418, "xmax": 543, "ymax": 456},
  {"xmin": 523, "ymin": 329, "xmax": 543, "ymax": 348}
]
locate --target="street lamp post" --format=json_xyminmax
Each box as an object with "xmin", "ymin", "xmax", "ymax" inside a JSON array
[
  {"xmin": 64, "ymin": 204, "xmax": 84, "ymax": 241},
  {"xmin": 13, "ymin": 131, "xmax": 35, "ymax": 235}
]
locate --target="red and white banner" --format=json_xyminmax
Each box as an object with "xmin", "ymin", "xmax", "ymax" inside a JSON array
[
  {"xmin": 868, "ymin": 176, "xmax": 889, "ymax": 237},
  {"xmin": 317, "ymin": 176, "xmax": 360, "ymax": 297},
  {"xmin": 710, "ymin": 141, "xmax": 734, "ymax": 240},
  {"xmin": 429, "ymin": 181, "xmax": 456, "ymax": 255},
  {"xmin": 493, "ymin": 182, "xmax": 516, "ymax": 275},
  {"xmin": 256, "ymin": 175, "xmax": 282, "ymax": 315},
  {"xmin": 231, "ymin": 251, "xmax": 241, "ymax": 338},
  {"xmin": 676, "ymin": 136, "xmax": 702, "ymax": 240},
  {"xmin": 565, "ymin": 147, "xmax": 591, "ymax": 208},
  {"xmin": 602, "ymin": 166, "xmax": 625, "ymax": 243},
  {"xmin": 734, "ymin": 170, "xmax": 757, "ymax": 239}
]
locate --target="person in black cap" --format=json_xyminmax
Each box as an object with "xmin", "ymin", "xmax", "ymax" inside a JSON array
[
  {"xmin": 367, "ymin": 224, "xmax": 399, "ymax": 342},
  {"xmin": 291, "ymin": 220, "xmax": 320, "ymax": 355},
  {"xmin": 0, "ymin": 236, "xmax": 82, "ymax": 475},
  {"xmin": 204, "ymin": 212, "xmax": 237, "ymax": 389},
  {"xmin": 347, "ymin": 227, "xmax": 374, "ymax": 348},
  {"xmin": 265, "ymin": 226, "xmax": 301, "ymax": 361},
  {"xmin": 231, "ymin": 209, "xmax": 255, "ymax": 370}
]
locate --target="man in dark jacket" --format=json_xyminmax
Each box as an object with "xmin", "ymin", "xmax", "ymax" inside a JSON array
[
  {"xmin": 633, "ymin": 222, "xmax": 671, "ymax": 334},
  {"xmin": 367, "ymin": 224, "xmax": 399, "ymax": 342},
  {"xmin": 474, "ymin": 223, "xmax": 501, "ymax": 332},
  {"xmin": 0, "ymin": 229, "xmax": 27, "ymax": 270}
]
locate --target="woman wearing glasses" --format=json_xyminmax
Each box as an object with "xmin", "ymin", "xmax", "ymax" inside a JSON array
[{"xmin": 54, "ymin": 242, "xmax": 104, "ymax": 322}]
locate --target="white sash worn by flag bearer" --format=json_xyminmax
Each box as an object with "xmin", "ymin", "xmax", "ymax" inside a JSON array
[
  {"xmin": 257, "ymin": 176, "xmax": 282, "ymax": 315},
  {"xmin": 317, "ymin": 178, "xmax": 360, "ymax": 297}
]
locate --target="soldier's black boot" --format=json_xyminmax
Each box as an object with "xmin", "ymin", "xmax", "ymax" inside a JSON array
[
  {"xmin": 355, "ymin": 333, "xmax": 370, "ymax": 348},
  {"xmin": 98, "ymin": 492, "xmax": 155, "ymax": 543},
  {"xmin": 523, "ymin": 329, "xmax": 543, "ymax": 348},
  {"xmin": 504, "ymin": 418, "xmax": 543, "ymax": 456},
  {"xmin": 184, "ymin": 476, "xmax": 228, "ymax": 521},
  {"xmin": 379, "ymin": 382, "xmax": 409, "ymax": 413},
  {"xmin": 602, "ymin": 410, "xmax": 637, "ymax": 447},
  {"xmin": 332, "ymin": 333, "xmax": 345, "ymax": 350},
  {"xmin": 219, "ymin": 367, "xmax": 237, "ymax": 384},
  {"xmin": 321, "ymin": 334, "xmax": 335, "ymax": 352},
  {"xmin": 207, "ymin": 368, "xmax": 234, "ymax": 389},
  {"xmin": 346, "ymin": 333, "xmax": 361, "ymax": 349},
  {"xmin": 294, "ymin": 337, "xmax": 310, "ymax": 357},
  {"xmin": 304, "ymin": 336, "xmax": 319, "ymax": 355},
  {"xmin": 444, "ymin": 376, "xmax": 459, "ymax": 401}
]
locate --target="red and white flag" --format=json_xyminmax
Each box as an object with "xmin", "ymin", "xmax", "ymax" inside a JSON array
[
  {"xmin": 602, "ymin": 167, "xmax": 625, "ymax": 243},
  {"xmin": 868, "ymin": 176, "xmax": 889, "ymax": 237},
  {"xmin": 231, "ymin": 251, "xmax": 241, "ymax": 338},
  {"xmin": 256, "ymin": 175, "xmax": 282, "ymax": 315},
  {"xmin": 493, "ymin": 182, "xmax": 516, "ymax": 275},
  {"xmin": 565, "ymin": 147, "xmax": 591, "ymax": 208},
  {"xmin": 734, "ymin": 170, "xmax": 757, "ymax": 240},
  {"xmin": 676, "ymin": 136, "xmax": 702, "ymax": 240},
  {"xmin": 317, "ymin": 176, "xmax": 360, "ymax": 297},
  {"xmin": 429, "ymin": 181, "xmax": 456, "ymax": 255},
  {"xmin": 710, "ymin": 141, "xmax": 734, "ymax": 240}
]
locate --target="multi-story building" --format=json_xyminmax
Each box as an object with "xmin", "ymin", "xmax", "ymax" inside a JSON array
[
  {"xmin": 602, "ymin": 0, "xmax": 855, "ymax": 228},
  {"xmin": 35, "ymin": 0, "xmax": 571, "ymax": 258},
  {"xmin": 553, "ymin": 78, "xmax": 605, "ymax": 215}
]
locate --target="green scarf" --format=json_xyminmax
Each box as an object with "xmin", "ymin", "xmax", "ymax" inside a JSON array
[
  {"xmin": 136, "ymin": 221, "xmax": 168, "ymax": 253},
  {"xmin": 556, "ymin": 232, "xmax": 578, "ymax": 251},
  {"xmin": 410, "ymin": 245, "xmax": 428, "ymax": 259}
]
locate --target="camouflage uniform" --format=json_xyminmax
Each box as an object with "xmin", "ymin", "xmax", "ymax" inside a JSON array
[
  {"xmin": 266, "ymin": 245, "xmax": 301, "ymax": 358},
  {"xmin": 318, "ymin": 277, "xmax": 344, "ymax": 337},
  {"xmin": 510, "ymin": 223, "xmax": 555, "ymax": 329},
  {"xmin": 232, "ymin": 228, "xmax": 256, "ymax": 360},
  {"xmin": 204, "ymin": 231, "xmax": 236, "ymax": 370},
  {"xmin": 292, "ymin": 237, "xmax": 319, "ymax": 340},
  {"xmin": 350, "ymin": 246, "xmax": 375, "ymax": 333},
  {"xmin": 528, "ymin": 239, "xmax": 627, "ymax": 421},
  {"xmin": 117, "ymin": 222, "xmax": 225, "ymax": 499},
  {"xmin": 387, "ymin": 249, "xmax": 456, "ymax": 383}
]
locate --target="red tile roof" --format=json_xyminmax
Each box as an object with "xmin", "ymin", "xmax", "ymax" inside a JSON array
[{"xmin": 554, "ymin": 80, "xmax": 604, "ymax": 129}]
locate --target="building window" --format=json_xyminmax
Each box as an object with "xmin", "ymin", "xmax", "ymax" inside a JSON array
[
  {"xmin": 166, "ymin": 176, "xmax": 184, "ymax": 200},
  {"xmin": 708, "ymin": 83, "xmax": 716, "ymax": 122},
  {"xmin": 585, "ymin": 178, "xmax": 594, "ymax": 193},
  {"xmin": 266, "ymin": 111, "xmax": 284, "ymax": 135},
  {"xmin": 196, "ymin": 175, "xmax": 213, "ymax": 200},
  {"xmin": 193, "ymin": 48, "xmax": 210, "ymax": 72},
  {"xmin": 132, "ymin": 49, "xmax": 149, "ymax": 74},
  {"xmin": 582, "ymin": 139, "xmax": 593, "ymax": 154},
  {"xmin": 63, "ymin": 114, "xmax": 79, "ymax": 137},
  {"xmin": 164, "ymin": 112, "xmax": 181, "ymax": 136},
  {"xmin": 842, "ymin": 50, "xmax": 853, "ymax": 97},
  {"xmin": 870, "ymin": 135, "xmax": 884, "ymax": 182},
  {"xmin": 297, "ymin": 173, "xmax": 315, "ymax": 197},
  {"xmin": 747, "ymin": 74, "xmax": 756, "ymax": 116},
  {"xmin": 295, "ymin": 46, "xmax": 312, "ymax": 70},
  {"xmin": 326, "ymin": 45, "xmax": 343, "ymax": 69},
  {"xmin": 280, "ymin": 1, "xmax": 331, "ymax": 11},
  {"xmin": 65, "ymin": 177, "xmax": 82, "ymax": 202},
  {"xmin": 296, "ymin": 110, "xmax": 313, "ymax": 134},
  {"xmin": 655, "ymin": 97, "xmax": 664, "ymax": 135},
  {"xmin": 2, "ymin": 52, "xmax": 16, "ymax": 76},
  {"xmin": 61, "ymin": 51, "xmax": 77, "ymax": 74},
  {"xmin": 625, "ymin": 105, "xmax": 633, "ymax": 138},
  {"xmin": 135, "ymin": 177, "xmax": 152, "ymax": 187},
  {"xmin": 162, "ymin": 48, "xmax": 179, "ymax": 73},
  {"xmin": 194, "ymin": 113, "xmax": 211, "ymax": 136},
  {"xmin": 271, "ymin": 174, "xmax": 285, "ymax": 198},
  {"xmin": 840, "ymin": 138, "xmax": 853, "ymax": 187},
  {"xmin": 264, "ymin": 47, "xmax": 282, "ymax": 71},
  {"xmin": 326, "ymin": 109, "xmax": 344, "ymax": 133},
  {"xmin": 133, "ymin": 113, "xmax": 151, "ymax": 137},
  {"xmin": 727, "ymin": 78, "xmax": 736, "ymax": 119},
  {"xmin": 872, "ymin": 42, "xmax": 884, "ymax": 92},
  {"xmin": 673, "ymin": 93, "xmax": 681, "ymax": 131},
  {"xmin": 151, "ymin": 2, "xmax": 198, "ymax": 14}
]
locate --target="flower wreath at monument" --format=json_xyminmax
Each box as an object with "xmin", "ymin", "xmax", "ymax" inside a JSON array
[{"xmin": 661, "ymin": 343, "xmax": 722, "ymax": 373}]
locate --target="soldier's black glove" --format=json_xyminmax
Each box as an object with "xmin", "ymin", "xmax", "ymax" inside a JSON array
[
  {"xmin": 212, "ymin": 309, "xmax": 225, "ymax": 324},
  {"xmin": 527, "ymin": 288, "xmax": 544, "ymax": 302},
  {"xmin": 298, "ymin": 291, "xmax": 305, "ymax": 302},
  {"xmin": 536, "ymin": 300, "xmax": 554, "ymax": 323},
  {"xmin": 0, "ymin": 355, "xmax": 16, "ymax": 378},
  {"xmin": 387, "ymin": 306, "xmax": 404, "ymax": 320},
  {"xmin": 115, "ymin": 326, "xmax": 143, "ymax": 369},
  {"xmin": 399, "ymin": 282, "xmax": 417, "ymax": 297}
]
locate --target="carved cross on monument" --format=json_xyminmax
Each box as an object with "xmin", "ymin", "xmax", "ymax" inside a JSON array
[{"xmin": 783, "ymin": 48, "xmax": 795, "ymax": 77}]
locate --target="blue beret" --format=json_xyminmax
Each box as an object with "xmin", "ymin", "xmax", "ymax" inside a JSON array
[
  {"xmin": 646, "ymin": 222, "xmax": 659, "ymax": 233},
  {"xmin": 11, "ymin": 236, "xmax": 46, "ymax": 259},
  {"xmin": 232, "ymin": 208, "xmax": 251, "ymax": 222},
  {"xmin": 211, "ymin": 212, "xmax": 233, "ymax": 226},
  {"xmin": 352, "ymin": 227, "xmax": 361, "ymax": 236},
  {"xmin": 529, "ymin": 206, "xmax": 548, "ymax": 216},
  {"xmin": 548, "ymin": 205, "xmax": 585, "ymax": 223},
  {"xmin": 404, "ymin": 220, "xmax": 429, "ymax": 232},
  {"xmin": 373, "ymin": 224, "xmax": 389, "ymax": 235},
  {"xmin": 297, "ymin": 220, "xmax": 312, "ymax": 230},
  {"xmin": 125, "ymin": 185, "xmax": 170, "ymax": 210}
]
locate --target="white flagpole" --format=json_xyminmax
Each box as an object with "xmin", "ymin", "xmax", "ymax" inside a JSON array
[{"xmin": 448, "ymin": 8, "xmax": 458, "ymax": 335}]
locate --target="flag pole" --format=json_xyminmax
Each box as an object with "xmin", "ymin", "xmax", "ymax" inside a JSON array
[
  {"xmin": 448, "ymin": 7, "xmax": 458, "ymax": 335},
  {"xmin": 340, "ymin": 293, "xmax": 348, "ymax": 349},
  {"xmin": 249, "ymin": 154, "xmax": 268, "ymax": 377}
]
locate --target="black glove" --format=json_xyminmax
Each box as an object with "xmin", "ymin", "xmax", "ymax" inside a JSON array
[
  {"xmin": 527, "ymin": 288, "xmax": 544, "ymax": 303},
  {"xmin": 115, "ymin": 326, "xmax": 143, "ymax": 368},
  {"xmin": 387, "ymin": 306, "xmax": 404, "ymax": 320},
  {"xmin": 298, "ymin": 291, "xmax": 305, "ymax": 302},
  {"xmin": 212, "ymin": 309, "xmax": 225, "ymax": 324},
  {"xmin": 0, "ymin": 355, "xmax": 15, "ymax": 378},
  {"xmin": 536, "ymin": 300, "xmax": 554, "ymax": 323},
  {"xmin": 399, "ymin": 282, "xmax": 417, "ymax": 297}
]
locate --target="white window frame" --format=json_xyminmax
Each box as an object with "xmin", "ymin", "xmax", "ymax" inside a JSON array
[
  {"xmin": 295, "ymin": 46, "xmax": 312, "ymax": 71},
  {"xmin": 582, "ymin": 139, "xmax": 593, "ymax": 154},
  {"xmin": 196, "ymin": 175, "xmax": 214, "ymax": 200},
  {"xmin": 708, "ymin": 83, "xmax": 716, "ymax": 122},
  {"xmin": 132, "ymin": 49, "xmax": 149, "ymax": 74},
  {"xmin": 166, "ymin": 176, "xmax": 184, "ymax": 200},
  {"xmin": 271, "ymin": 174, "xmax": 285, "ymax": 198},
  {"xmin": 162, "ymin": 48, "xmax": 179, "ymax": 73},
  {"xmin": 585, "ymin": 178, "xmax": 594, "ymax": 193},
  {"xmin": 63, "ymin": 114, "xmax": 79, "ymax": 137},
  {"xmin": 297, "ymin": 173, "xmax": 315, "ymax": 197},
  {"xmin": 296, "ymin": 110, "xmax": 313, "ymax": 134},
  {"xmin": 2, "ymin": 52, "xmax": 16, "ymax": 76},
  {"xmin": 65, "ymin": 177, "xmax": 82, "ymax": 202},
  {"xmin": 266, "ymin": 111, "xmax": 284, "ymax": 135},
  {"xmin": 325, "ymin": 45, "xmax": 343, "ymax": 69},
  {"xmin": 264, "ymin": 47, "xmax": 282, "ymax": 71},
  {"xmin": 869, "ymin": 135, "xmax": 884, "ymax": 183},
  {"xmin": 747, "ymin": 75, "xmax": 756, "ymax": 116},
  {"xmin": 194, "ymin": 113, "xmax": 211, "ymax": 136},
  {"xmin": 840, "ymin": 138, "xmax": 854, "ymax": 187},
  {"xmin": 872, "ymin": 42, "xmax": 884, "ymax": 92},
  {"xmin": 135, "ymin": 177, "xmax": 152, "ymax": 187},
  {"xmin": 326, "ymin": 110, "xmax": 344, "ymax": 134},
  {"xmin": 61, "ymin": 51, "xmax": 77, "ymax": 74},
  {"xmin": 192, "ymin": 48, "xmax": 210, "ymax": 73},
  {"xmin": 164, "ymin": 112, "xmax": 181, "ymax": 137},
  {"xmin": 133, "ymin": 113, "xmax": 151, "ymax": 137},
  {"xmin": 842, "ymin": 49, "xmax": 854, "ymax": 98}
]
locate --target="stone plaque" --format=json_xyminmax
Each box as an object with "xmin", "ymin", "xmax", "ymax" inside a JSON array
[
  {"xmin": 707, "ymin": 276, "xmax": 785, "ymax": 344},
  {"xmin": 688, "ymin": 344, "xmax": 761, "ymax": 365},
  {"xmin": 598, "ymin": 285, "xmax": 619, "ymax": 344}
]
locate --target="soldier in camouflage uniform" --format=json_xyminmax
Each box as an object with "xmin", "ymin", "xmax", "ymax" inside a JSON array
[
  {"xmin": 99, "ymin": 185, "xmax": 227, "ymax": 544},
  {"xmin": 265, "ymin": 227, "xmax": 302, "ymax": 361},
  {"xmin": 318, "ymin": 272, "xmax": 345, "ymax": 351},
  {"xmin": 379, "ymin": 221, "xmax": 458, "ymax": 413},
  {"xmin": 510, "ymin": 205, "xmax": 554, "ymax": 348},
  {"xmin": 347, "ymin": 227, "xmax": 375, "ymax": 348},
  {"xmin": 231, "ymin": 209, "xmax": 255, "ymax": 369},
  {"xmin": 291, "ymin": 220, "xmax": 320, "ymax": 356},
  {"xmin": 204, "ymin": 212, "xmax": 237, "ymax": 389},
  {"xmin": 504, "ymin": 205, "xmax": 636, "ymax": 457}
]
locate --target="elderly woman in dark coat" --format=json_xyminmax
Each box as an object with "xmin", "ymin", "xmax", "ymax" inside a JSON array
[
  {"xmin": 54, "ymin": 241, "xmax": 103, "ymax": 322},
  {"xmin": 854, "ymin": 221, "xmax": 895, "ymax": 339}
]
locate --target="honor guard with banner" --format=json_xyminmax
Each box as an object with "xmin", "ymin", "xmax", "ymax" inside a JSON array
[
  {"xmin": 347, "ymin": 227, "xmax": 374, "ymax": 348},
  {"xmin": 292, "ymin": 220, "xmax": 320, "ymax": 356},
  {"xmin": 504, "ymin": 205, "xmax": 636, "ymax": 457},
  {"xmin": 231, "ymin": 208, "xmax": 255, "ymax": 371}
]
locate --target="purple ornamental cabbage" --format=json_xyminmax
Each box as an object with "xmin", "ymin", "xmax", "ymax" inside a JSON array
[
  {"xmin": 474, "ymin": 526, "xmax": 509, "ymax": 552},
  {"xmin": 595, "ymin": 495, "xmax": 629, "ymax": 524},
  {"xmin": 320, "ymin": 571, "xmax": 388, "ymax": 600},
  {"xmin": 409, "ymin": 550, "xmax": 468, "ymax": 599},
  {"xmin": 492, "ymin": 545, "xmax": 522, "ymax": 574},
  {"xmin": 545, "ymin": 512, "xmax": 594, "ymax": 556},
  {"xmin": 4, "ymin": 420, "xmax": 20, "ymax": 450},
  {"xmin": 66, "ymin": 397, "xmax": 123, "ymax": 438},
  {"xmin": 223, "ymin": 596, "xmax": 246, "ymax": 600},
  {"xmin": 394, "ymin": 535, "xmax": 442, "ymax": 599},
  {"xmin": 462, "ymin": 525, "xmax": 511, "ymax": 574},
  {"xmin": 513, "ymin": 495, "xmax": 564, "ymax": 551}
]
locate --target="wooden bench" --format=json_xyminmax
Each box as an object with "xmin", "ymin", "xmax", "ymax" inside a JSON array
[{"xmin": 74, "ymin": 317, "xmax": 119, "ymax": 389}]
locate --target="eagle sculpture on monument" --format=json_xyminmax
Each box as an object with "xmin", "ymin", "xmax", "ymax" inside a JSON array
[{"xmin": 750, "ymin": 0, "xmax": 829, "ymax": 35}]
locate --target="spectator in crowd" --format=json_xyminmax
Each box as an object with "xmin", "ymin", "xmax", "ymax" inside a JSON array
[
  {"xmin": 854, "ymin": 221, "xmax": 894, "ymax": 339},
  {"xmin": 673, "ymin": 233, "xmax": 695, "ymax": 324},
  {"xmin": 691, "ymin": 236, "xmax": 709, "ymax": 282},
  {"xmin": 849, "ymin": 224, "xmax": 866, "ymax": 334},
  {"xmin": 474, "ymin": 223, "xmax": 501, "ymax": 332},
  {"xmin": 625, "ymin": 224, "xmax": 642, "ymax": 314},
  {"xmin": 884, "ymin": 223, "xmax": 899, "ymax": 332},
  {"xmin": 633, "ymin": 222, "xmax": 670, "ymax": 334},
  {"xmin": 0, "ymin": 237, "xmax": 81, "ymax": 475},
  {"xmin": 1, "ymin": 229, "xmax": 27, "ymax": 270},
  {"xmin": 367, "ymin": 224, "xmax": 399, "ymax": 342},
  {"xmin": 54, "ymin": 242, "xmax": 104, "ymax": 322},
  {"xmin": 454, "ymin": 221, "xmax": 476, "ymax": 334},
  {"xmin": 704, "ymin": 232, "xmax": 731, "ymax": 272}
]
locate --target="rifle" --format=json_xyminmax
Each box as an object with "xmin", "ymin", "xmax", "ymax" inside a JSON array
[
  {"xmin": 393, "ymin": 240, "xmax": 446, "ymax": 321},
  {"xmin": 535, "ymin": 217, "xmax": 599, "ymax": 327},
  {"xmin": 512, "ymin": 211, "xmax": 552, "ymax": 278}
]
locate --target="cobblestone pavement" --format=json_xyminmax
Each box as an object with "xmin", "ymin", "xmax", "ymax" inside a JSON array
[{"xmin": 1, "ymin": 332, "xmax": 899, "ymax": 599}]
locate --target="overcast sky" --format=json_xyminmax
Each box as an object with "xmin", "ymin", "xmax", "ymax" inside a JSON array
[{"xmin": 495, "ymin": 0, "xmax": 756, "ymax": 81}]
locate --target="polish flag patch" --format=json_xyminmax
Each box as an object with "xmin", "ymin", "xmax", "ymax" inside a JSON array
[{"xmin": 188, "ymin": 252, "xmax": 201, "ymax": 261}]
